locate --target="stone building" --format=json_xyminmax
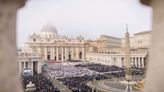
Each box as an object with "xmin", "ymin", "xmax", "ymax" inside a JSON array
[
  {"xmin": 86, "ymin": 31, "xmax": 150, "ymax": 68},
  {"xmin": 96, "ymin": 35, "xmax": 121, "ymax": 48},
  {"xmin": 86, "ymin": 48, "xmax": 148, "ymax": 68},
  {"xmin": 17, "ymin": 48, "xmax": 44, "ymax": 76},
  {"xmin": 85, "ymin": 35, "xmax": 121, "ymax": 53},
  {"xmin": 121, "ymin": 31, "xmax": 151, "ymax": 49},
  {"xmin": 23, "ymin": 24, "xmax": 86, "ymax": 62}
]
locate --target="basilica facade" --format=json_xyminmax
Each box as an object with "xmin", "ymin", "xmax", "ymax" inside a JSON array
[{"xmin": 23, "ymin": 24, "xmax": 86, "ymax": 62}]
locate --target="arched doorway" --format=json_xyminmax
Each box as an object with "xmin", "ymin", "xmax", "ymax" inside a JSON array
[
  {"xmin": 68, "ymin": 54, "xmax": 71, "ymax": 60},
  {"xmin": 59, "ymin": 54, "xmax": 61, "ymax": 60},
  {"xmin": 47, "ymin": 52, "xmax": 51, "ymax": 60},
  {"xmin": 55, "ymin": 56, "xmax": 56, "ymax": 61}
]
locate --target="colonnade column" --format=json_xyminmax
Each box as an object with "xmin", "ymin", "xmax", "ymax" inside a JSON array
[
  {"xmin": 50, "ymin": 47, "xmax": 53, "ymax": 60},
  {"xmin": 65, "ymin": 47, "xmax": 68, "ymax": 61},
  {"xmin": 82, "ymin": 47, "xmax": 85, "ymax": 61},
  {"xmin": 31, "ymin": 61, "xmax": 33, "ymax": 75},
  {"xmin": 0, "ymin": 1, "xmax": 25, "ymax": 91},
  {"xmin": 133, "ymin": 57, "xmax": 136, "ymax": 67},
  {"xmin": 56, "ymin": 47, "xmax": 59, "ymax": 61},
  {"xmin": 141, "ymin": 57, "xmax": 144, "ymax": 68},
  {"xmin": 23, "ymin": 61, "xmax": 26, "ymax": 69},
  {"xmin": 52, "ymin": 47, "xmax": 54, "ymax": 60},
  {"xmin": 50, "ymin": 47, "xmax": 52, "ymax": 60},
  {"xmin": 71, "ymin": 48, "xmax": 74, "ymax": 60},
  {"xmin": 28, "ymin": 62, "xmax": 30, "ymax": 69},
  {"xmin": 138, "ymin": 57, "xmax": 141, "ymax": 68},
  {"xmin": 76, "ymin": 47, "xmax": 79, "ymax": 60},
  {"xmin": 37, "ymin": 61, "xmax": 41, "ymax": 74},
  {"xmin": 61, "ymin": 47, "xmax": 64, "ymax": 61},
  {"xmin": 132, "ymin": 57, "xmax": 134, "ymax": 67},
  {"xmin": 19, "ymin": 62, "xmax": 22, "ymax": 76},
  {"xmin": 121, "ymin": 57, "xmax": 124, "ymax": 67}
]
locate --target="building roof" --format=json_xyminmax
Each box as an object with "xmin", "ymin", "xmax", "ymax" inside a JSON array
[
  {"xmin": 134, "ymin": 31, "xmax": 151, "ymax": 35},
  {"xmin": 100, "ymin": 35, "xmax": 121, "ymax": 40}
]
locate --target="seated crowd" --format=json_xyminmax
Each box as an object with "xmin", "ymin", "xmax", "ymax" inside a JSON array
[
  {"xmin": 76, "ymin": 63, "xmax": 145, "ymax": 76},
  {"xmin": 22, "ymin": 74, "xmax": 60, "ymax": 92},
  {"xmin": 75, "ymin": 63, "xmax": 123, "ymax": 73},
  {"xmin": 46, "ymin": 63, "xmax": 98, "ymax": 78}
]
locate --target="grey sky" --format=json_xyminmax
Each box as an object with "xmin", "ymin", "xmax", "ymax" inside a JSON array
[{"xmin": 17, "ymin": 0, "xmax": 152, "ymax": 47}]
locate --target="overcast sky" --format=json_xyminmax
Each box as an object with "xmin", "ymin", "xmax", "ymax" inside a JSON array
[{"xmin": 17, "ymin": 0, "xmax": 152, "ymax": 47}]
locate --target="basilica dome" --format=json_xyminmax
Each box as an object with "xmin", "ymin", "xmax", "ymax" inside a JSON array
[{"xmin": 40, "ymin": 24, "xmax": 58, "ymax": 39}]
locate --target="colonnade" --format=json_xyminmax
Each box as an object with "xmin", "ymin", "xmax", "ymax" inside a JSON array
[
  {"xmin": 86, "ymin": 53, "xmax": 146, "ymax": 68},
  {"xmin": 18, "ymin": 60, "xmax": 42, "ymax": 76},
  {"xmin": 121, "ymin": 57, "xmax": 145, "ymax": 68},
  {"xmin": 131, "ymin": 57, "xmax": 145, "ymax": 68},
  {"xmin": 43, "ymin": 46, "xmax": 85, "ymax": 61}
]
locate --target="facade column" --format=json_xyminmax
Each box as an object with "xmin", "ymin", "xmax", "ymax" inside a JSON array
[
  {"xmin": 76, "ymin": 47, "xmax": 79, "ymax": 60},
  {"xmin": 50, "ymin": 47, "xmax": 53, "ymax": 60},
  {"xmin": 61, "ymin": 47, "xmax": 64, "ymax": 61},
  {"xmin": 23, "ymin": 61, "xmax": 26, "ymax": 69},
  {"xmin": 71, "ymin": 47, "xmax": 74, "ymax": 60},
  {"xmin": 65, "ymin": 47, "xmax": 68, "ymax": 61},
  {"xmin": 44, "ymin": 47, "xmax": 47, "ymax": 60},
  {"xmin": 0, "ymin": 1, "xmax": 25, "ymax": 92},
  {"xmin": 138, "ymin": 57, "xmax": 141, "ymax": 68},
  {"xmin": 133, "ymin": 57, "xmax": 135, "ymax": 67},
  {"xmin": 52, "ymin": 47, "xmax": 54, "ymax": 60},
  {"xmin": 27, "ymin": 61, "xmax": 30, "ymax": 69},
  {"xmin": 132, "ymin": 57, "xmax": 134, "ymax": 67},
  {"xmin": 134, "ymin": 57, "xmax": 137, "ymax": 67},
  {"xmin": 37, "ymin": 61, "xmax": 41, "ymax": 74},
  {"xmin": 22, "ymin": 62, "xmax": 24, "ymax": 70},
  {"xmin": 141, "ymin": 57, "xmax": 144, "ymax": 68},
  {"xmin": 31, "ymin": 61, "xmax": 33, "ymax": 75},
  {"xmin": 82, "ymin": 47, "xmax": 85, "ymax": 61},
  {"xmin": 121, "ymin": 57, "xmax": 124, "ymax": 67},
  {"xmin": 19, "ymin": 62, "xmax": 22, "ymax": 76},
  {"xmin": 56, "ymin": 47, "xmax": 59, "ymax": 61}
]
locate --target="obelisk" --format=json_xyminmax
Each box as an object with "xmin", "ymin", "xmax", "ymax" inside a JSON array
[
  {"xmin": 125, "ymin": 24, "xmax": 132, "ymax": 92},
  {"xmin": 125, "ymin": 24, "xmax": 132, "ymax": 81}
]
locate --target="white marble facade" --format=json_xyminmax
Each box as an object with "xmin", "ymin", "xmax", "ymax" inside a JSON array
[
  {"xmin": 86, "ymin": 49, "xmax": 148, "ymax": 68},
  {"xmin": 23, "ymin": 24, "xmax": 86, "ymax": 62}
]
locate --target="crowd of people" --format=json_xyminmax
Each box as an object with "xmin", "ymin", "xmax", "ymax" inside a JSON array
[
  {"xmin": 22, "ymin": 74, "xmax": 60, "ymax": 92},
  {"xmin": 41, "ymin": 62, "xmax": 126, "ymax": 92},
  {"xmin": 75, "ymin": 63, "xmax": 145, "ymax": 76},
  {"xmin": 131, "ymin": 67, "xmax": 145, "ymax": 76},
  {"xmin": 57, "ymin": 74, "xmax": 110, "ymax": 92},
  {"xmin": 75, "ymin": 63, "xmax": 123, "ymax": 73},
  {"xmin": 46, "ymin": 63, "xmax": 98, "ymax": 78},
  {"xmin": 21, "ymin": 62, "xmax": 145, "ymax": 92}
]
